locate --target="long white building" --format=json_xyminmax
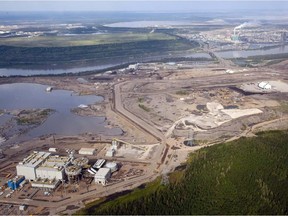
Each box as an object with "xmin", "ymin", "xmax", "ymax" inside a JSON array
[
  {"xmin": 16, "ymin": 151, "xmax": 71, "ymax": 181},
  {"xmin": 16, "ymin": 151, "xmax": 51, "ymax": 180}
]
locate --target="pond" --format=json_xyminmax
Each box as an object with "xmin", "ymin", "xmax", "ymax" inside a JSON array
[{"xmin": 0, "ymin": 83, "xmax": 122, "ymax": 141}]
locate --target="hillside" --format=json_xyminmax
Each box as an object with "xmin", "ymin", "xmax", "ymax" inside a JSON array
[{"xmin": 78, "ymin": 130, "xmax": 288, "ymax": 215}]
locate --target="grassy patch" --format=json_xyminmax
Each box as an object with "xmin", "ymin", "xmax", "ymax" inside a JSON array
[
  {"xmin": 137, "ymin": 97, "xmax": 144, "ymax": 103},
  {"xmin": 0, "ymin": 33, "xmax": 175, "ymax": 47},
  {"xmin": 175, "ymin": 90, "xmax": 189, "ymax": 95},
  {"xmin": 277, "ymin": 101, "xmax": 288, "ymax": 113},
  {"xmin": 16, "ymin": 108, "xmax": 53, "ymax": 125},
  {"xmin": 138, "ymin": 104, "xmax": 150, "ymax": 112}
]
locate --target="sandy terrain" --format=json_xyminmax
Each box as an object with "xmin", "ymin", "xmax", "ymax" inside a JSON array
[
  {"xmin": 241, "ymin": 80, "xmax": 288, "ymax": 93},
  {"xmin": 222, "ymin": 108, "xmax": 263, "ymax": 119}
]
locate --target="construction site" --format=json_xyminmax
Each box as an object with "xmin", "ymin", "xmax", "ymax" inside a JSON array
[
  {"xmin": 1, "ymin": 56, "xmax": 288, "ymax": 214},
  {"xmin": 0, "ymin": 15, "xmax": 288, "ymax": 214},
  {"xmin": 0, "ymin": 136, "xmax": 160, "ymax": 215}
]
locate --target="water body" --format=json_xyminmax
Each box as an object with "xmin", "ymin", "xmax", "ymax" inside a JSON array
[
  {"xmin": 0, "ymin": 83, "xmax": 122, "ymax": 139},
  {"xmin": 0, "ymin": 114, "xmax": 11, "ymax": 126},
  {"xmin": 0, "ymin": 63, "xmax": 118, "ymax": 77},
  {"xmin": 216, "ymin": 45, "xmax": 288, "ymax": 59},
  {"xmin": 0, "ymin": 52, "xmax": 210, "ymax": 77},
  {"xmin": 105, "ymin": 21, "xmax": 193, "ymax": 28}
]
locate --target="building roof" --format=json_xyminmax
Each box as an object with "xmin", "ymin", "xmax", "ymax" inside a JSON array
[
  {"xmin": 38, "ymin": 155, "xmax": 70, "ymax": 172},
  {"xmin": 79, "ymin": 148, "xmax": 95, "ymax": 153},
  {"xmin": 18, "ymin": 151, "xmax": 51, "ymax": 168},
  {"xmin": 93, "ymin": 159, "xmax": 106, "ymax": 168},
  {"xmin": 95, "ymin": 168, "xmax": 110, "ymax": 178}
]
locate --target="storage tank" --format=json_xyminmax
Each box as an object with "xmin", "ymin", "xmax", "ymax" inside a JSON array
[
  {"xmin": 72, "ymin": 157, "xmax": 89, "ymax": 168},
  {"xmin": 65, "ymin": 165, "xmax": 82, "ymax": 176},
  {"xmin": 104, "ymin": 162, "xmax": 118, "ymax": 173}
]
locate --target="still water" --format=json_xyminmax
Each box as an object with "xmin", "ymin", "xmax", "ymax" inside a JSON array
[
  {"xmin": 0, "ymin": 52, "xmax": 211, "ymax": 77},
  {"xmin": 0, "ymin": 63, "xmax": 118, "ymax": 77},
  {"xmin": 0, "ymin": 83, "xmax": 122, "ymax": 138},
  {"xmin": 216, "ymin": 45, "xmax": 288, "ymax": 59}
]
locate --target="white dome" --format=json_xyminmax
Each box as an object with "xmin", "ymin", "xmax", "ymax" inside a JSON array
[{"xmin": 104, "ymin": 162, "xmax": 118, "ymax": 172}]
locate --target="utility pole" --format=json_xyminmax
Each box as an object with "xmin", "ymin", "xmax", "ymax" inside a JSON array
[{"xmin": 187, "ymin": 130, "xmax": 194, "ymax": 146}]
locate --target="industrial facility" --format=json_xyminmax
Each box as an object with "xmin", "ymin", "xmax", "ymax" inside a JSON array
[
  {"xmin": 13, "ymin": 149, "xmax": 120, "ymax": 190},
  {"xmin": 94, "ymin": 168, "xmax": 111, "ymax": 185},
  {"xmin": 16, "ymin": 151, "xmax": 71, "ymax": 189}
]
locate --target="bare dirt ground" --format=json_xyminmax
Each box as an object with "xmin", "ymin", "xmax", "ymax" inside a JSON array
[{"xmin": 1, "ymin": 61, "xmax": 288, "ymax": 215}]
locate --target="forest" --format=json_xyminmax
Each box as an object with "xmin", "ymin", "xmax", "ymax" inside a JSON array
[
  {"xmin": 78, "ymin": 130, "xmax": 288, "ymax": 215},
  {"xmin": 0, "ymin": 38, "xmax": 198, "ymax": 68}
]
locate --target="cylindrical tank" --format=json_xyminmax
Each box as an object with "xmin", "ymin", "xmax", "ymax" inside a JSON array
[
  {"xmin": 72, "ymin": 157, "xmax": 89, "ymax": 167},
  {"xmin": 104, "ymin": 162, "xmax": 118, "ymax": 173},
  {"xmin": 65, "ymin": 165, "xmax": 82, "ymax": 176}
]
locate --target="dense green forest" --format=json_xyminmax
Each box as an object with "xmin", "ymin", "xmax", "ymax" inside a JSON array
[
  {"xmin": 78, "ymin": 130, "xmax": 288, "ymax": 215},
  {"xmin": 0, "ymin": 38, "xmax": 198, "ymax": 68}
]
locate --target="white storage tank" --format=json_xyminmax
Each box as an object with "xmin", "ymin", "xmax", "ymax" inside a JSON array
[{"xmin": 104, "ymin": 162, "xmax": 118, "ymax": 173}]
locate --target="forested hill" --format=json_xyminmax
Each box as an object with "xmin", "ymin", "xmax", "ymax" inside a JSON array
[{"xmin": 79, "ymin": 130, "xmax": 288, "ymax": 215}]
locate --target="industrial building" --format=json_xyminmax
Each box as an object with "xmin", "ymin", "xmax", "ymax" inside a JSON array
[
  {"xmin": 31, "ymin": 178, "xmax": 61, "ymax": 189},
  {"xmin": 93, "ymin": 159, "xmax": 106, "ymax": 169},
  {"xmin": 94, "ymin": 168, "xmax": 111, "ymax": 185},
  {"xmin": 36, "ymin": 155, "xmax": 71, "ymax": 180},
  {"xmin": 78, "ymin": 148, "xmax": 96, "ymax": 155},
  {"xmin": 106, "ymin": 147, "xmax": 115, "ymax": 157},
  {"xmin": 7, "ymin": 176, "xmax": 25, "ymax": 190},
  {"xmin": 16, "ymin": 151, "xmax": 71, "ymax": 185},
  {"xmin": 106, "ymin": 139, "xmax": 121, "ymax": 157},
  {"xmin": 16, "ymin": 151, "xmax": 51, "ymax": 180}
]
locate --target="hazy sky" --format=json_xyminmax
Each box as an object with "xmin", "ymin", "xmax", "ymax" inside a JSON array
[{"xmin": 0, "ymin": 1, "xmax": 287, "ymax": 12}]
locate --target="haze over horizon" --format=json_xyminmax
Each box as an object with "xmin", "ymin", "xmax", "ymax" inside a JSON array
[{"xmin": 0, "ymin": 1, "xmax": 287, "ymax": 13}]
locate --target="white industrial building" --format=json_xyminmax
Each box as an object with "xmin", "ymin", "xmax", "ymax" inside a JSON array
[
  {"xmin": 36, "ymin": 155, "xmax": 71, "ymax": 180},
  {"xmin": 258, "ymin": 82, "xmax": 272, "ymax": 90},
  {"xmin": 16, "ymin": 151, "xmax": 71, "ymax": 181},
  {"xmin": 16, "ymin": 151, "xmax": 51, "ymax": 180},
  {"xmin": 94, "ymin": 168, "xmax": 111, "ymax": 185},
  {"xmin": 106, "ymin": 147, "xmax": 115, "ymax": 157},
  {"xmin": 78, "ymin": 148, "xmax": 96, "ymax": 155},
  {"xmin": 31, "ymin": 178, "xmax": 61, "ymax": 189},
  {"xmin": 93, "ymin": 159, "xmax": 106, "ymax": 169}
]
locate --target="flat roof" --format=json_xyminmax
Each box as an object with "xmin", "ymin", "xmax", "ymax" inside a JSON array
[
  {"xmin": 18, "ymin": 151, "xmax": 51, "ymax": 168},
  {"xmin": 95, "ymin": 168, "xmax": 110, "ymax": 178},
  {"xmin": 93, "ymin": 159, "xmax": 106, "ymax": 168},
  {"xmin": 38, "ymin": 155, "xmax": 70, "ymax": 171},
  {"xmin": 79, "ymin": 148, "xmax": 95, "ymax": 152}
]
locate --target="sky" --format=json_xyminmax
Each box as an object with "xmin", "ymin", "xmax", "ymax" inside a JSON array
[{"xmin": 0, "ymin": 1, "xmax": 287, "ymax": 12}]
